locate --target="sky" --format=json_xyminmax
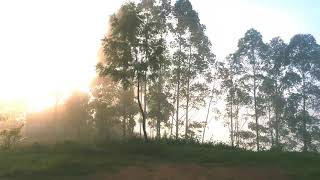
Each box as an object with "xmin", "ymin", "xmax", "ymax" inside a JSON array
[{"xmin": 0, "ymin": 0, "xmax": 319, "ymax": 115}]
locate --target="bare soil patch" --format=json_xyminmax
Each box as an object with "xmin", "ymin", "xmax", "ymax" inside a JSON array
[{"xmin": 91, "ymin": 164, "xmax": 291, "ymax": 180}]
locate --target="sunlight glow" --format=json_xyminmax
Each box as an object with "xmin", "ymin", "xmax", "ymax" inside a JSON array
[{"xmin": 0, "ymin": 0, "xmax": 317, "ymax": 113}]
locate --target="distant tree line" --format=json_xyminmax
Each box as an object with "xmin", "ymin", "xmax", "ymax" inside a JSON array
[
  {"xmin": 218, "ymin": 30, "xmax": 320, "ymax": 152},
  {"xmin": 21, "ymin": 0, "xmax": 320, "ymax": 152},
  {"xmin": 97, "ymin": 0, "xmax": 320, "ymax": 152}
]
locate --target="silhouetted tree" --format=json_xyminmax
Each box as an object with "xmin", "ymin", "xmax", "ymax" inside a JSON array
[
  {"xmin": 286, "ymin": 34, "xmax": 320, "ymax": 151},
  {"xmin": 233, "ymin": 28, "xmax": 267, "ymax": 151}
]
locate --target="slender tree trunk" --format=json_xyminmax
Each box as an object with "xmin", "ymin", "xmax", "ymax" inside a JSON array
[
  {"xmin": 230, "ymin": 94, "xmax": 234, "ymax": 147},
  {"xmin": 176, "ymin": 74, "xmax": 180, "ymax": 139},
  {"xmin": 254, "ymin": 74, "xmax": 259, "ymax": 151},
  {"xmin": 274, "ymin": 109, "xmax": 279, "ymax": 147},
  {"xmin": 235, "ymin": 105, "xmax": 240, "ymax": 147},
  {"xmin": 157, "ymin": 66, "xmax": 162, "ymax": 139},
  {"xmin": 274, "ymin": 81, "xmax": 279, "ymax": 147},
  {"xmin": 185, "ymin": 46, "xmax": 191, "ymax": 138},
  {"xmin": 171, "ymin": 86, "xmax": 177, "ymax": 138},
  {"xmin": 144, "ymin": 72, "xmax": 148, "ymax": 135},
  {"xmin": 252, "ymin": 49, "xmax": 260, "ymax": 151},
  {"xmin": 137, "ymin": 77, "xmax": 148, "ymax": 142},
  {"xmin": 302, "ymin": 73, "xmax": 308, "ymax": 152},
  {"xmin": 139, "ymin": 83, "xmax": 143, "ymax": 137},
  {"xmin": 268, "ymin": 102, "xmax": 274, "ymax": 147},
  {"xmin": 202, "ymin": 88, "xmax": 214, "ymax": 143},
  {"xmin": 176, "ymin": 35, "xmax": 182, "ymax": 140}
]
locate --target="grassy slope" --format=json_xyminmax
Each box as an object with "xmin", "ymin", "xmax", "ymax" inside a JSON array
[{"xmin": 0, "ymin": 140, "xmax": 319, "ymax": 180}]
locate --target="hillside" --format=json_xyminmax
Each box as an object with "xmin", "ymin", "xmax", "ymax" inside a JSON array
[{"xmin": 0, "ymin": 140, "xmax": 319, "ymax": 180}]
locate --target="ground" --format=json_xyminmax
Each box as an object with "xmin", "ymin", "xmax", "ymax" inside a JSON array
[
  {"xmin": 0, "ymin": 140, "xmax": 319, "ymax": 180},
  {"xmin": 94, "ymin": 164, "xmax": 290, "ymax": 180}
]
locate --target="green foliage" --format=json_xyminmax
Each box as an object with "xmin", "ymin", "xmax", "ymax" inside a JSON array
[
  {"xmin": 1, "ymin": 140, "xmax": 320, "ymax": 179},
  {"xmin": 285, "ymin": 34, "xmax": 320, "ymax": 151}
]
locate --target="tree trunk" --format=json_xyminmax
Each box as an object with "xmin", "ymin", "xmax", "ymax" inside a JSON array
[
  {"xmin": 137, "ymin": 77, "xmax": 148, "ymax": 142},
  {"xmin": 139, "ymin": 82, "xmax": 143, "ymax": 137},
  {"xmin": 230, "ymin": 94, "xmax": 234, "ymax": 147},
  {"xmin": 202, "ymin": 88, "xmax": 214, "ymax": 143},
  {"xmin": 176, "ymin": 74, "xmax": 180, "ymax": 139},
  {"xmin": 252, "ymin": 49, "xmax": 260, "ymax": 151},
  {"xmin": 302, "ymin": 73, "xmax": 308, "ymax": 152},
  {"xmin": 144, "ymin": 72, "xmax": 148, "ymax": 136},
  {"xmin": 176, "ymin": 35, "xmax": 182, "ymax": 140},
  {"xmin": 268, "ymin": 102, "xmax": 274, "ymax": 147},
  {"xmin": 254, "ymin": 75, "xmax": 259, "ymax": 151},
  {"xmin": 274, "ymin": 108, "xmax": 279, "ymax": 147},
  {"xmin": 157, "ymin": 66, "xmax": 162, "ymax": 139},
  {"xmin": 235, "ymin": 104, "xmax": 240, "ymax": 147},
  {"xmin": 185, "ymin": 46, "xmax": 191, "ymax": 138},
  {"xmin": 274, "ymin": 81, "xmax": 279, "ymax": 147}
]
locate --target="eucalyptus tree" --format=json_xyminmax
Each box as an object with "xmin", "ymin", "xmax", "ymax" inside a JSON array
[
  {"xmin": 260, "ymin": 37, "xmax": 289, "ymax": 147},
  {"xmin": 218, "ymin": 54, "xmax": 251, "ymax": 147},
  {"xmin": 171, "ymin": 0, "xmax": 189, "ymax": 139},
  {"xmin": 172, "ymin": 0, "xmax": 215, "ymax": 138},
  {"xmin": 286, "ymin": 34, "xmax": 320, "ymax": 151},
  {"xmin": 234, "ymin": 28, "xmax": 267, "ymax": 151},
  {"xmin": 138, "ymin": 0, "xmax": 173, "ymax": 138},
  {"xmin": 98, "ymin": 2, "xmax": 148, "ymax": 141},
  {"xmin": 98, "ymin": 0, "xmax": 174, "ymax": 141}
]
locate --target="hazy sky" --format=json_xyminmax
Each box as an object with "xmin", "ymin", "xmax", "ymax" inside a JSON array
[{"xmin": 0, "ymin": 0, "xmax": 319, "ymax": 113}]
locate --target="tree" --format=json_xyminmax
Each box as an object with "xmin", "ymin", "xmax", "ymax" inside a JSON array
[
  {"xmin": 172, "ymin": 0, "xmax": 215, "ymax": 139},
  {"xmin": 99, "ymin": 1, "xmax": 169, "ymax": 141},
  {"xmin": 286, "ymin": 34, "xmax": 320, "ymax": 151},
  {"xmin": 138, "ymin": 0, "xmax": 173, "ymax": 139},
  {"xmin": 234, "ymin": 28, "xmax": 267, "ymax": 151},
  {"xmin": 260, "ymin": 37, "xmax": 289, "ymax": 148},
  {"xmin": 218, "ymin": 54, "xmax": 251, "ymax": 147}
]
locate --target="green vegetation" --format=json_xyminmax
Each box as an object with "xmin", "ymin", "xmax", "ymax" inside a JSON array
[{"xmin": 0, "ymin": 139, "xmax": 319, "ymax": 180}]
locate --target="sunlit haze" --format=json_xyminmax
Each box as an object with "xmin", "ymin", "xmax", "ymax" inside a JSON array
[{"xmin": 0, "ymin": 0, "xmax": 319, "ymax": 113}]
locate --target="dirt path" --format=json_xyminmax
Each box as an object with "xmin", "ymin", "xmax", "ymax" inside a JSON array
[{"xmin": 86, "ymin": 164, "xmax": 291, "ymax": 180}]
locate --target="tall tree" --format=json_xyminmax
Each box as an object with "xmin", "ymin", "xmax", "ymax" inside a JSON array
[
  {"xmin": 98, "ymin": 3, "xmax": 149, "ymax": 140},
  {"xmin": 172, "ymin": 0, "xmax": 215, "ymax": 138},
  {"xmin": 261, "ymin": 37, "xmax": 289, "ymax": 148},
  {"xmin": 138, "ymin": 0, "xmax": 172, "ymax": 139},
  {"xmin": 99, "ymin": 1, "xmax": 170, "ymax": 141},
  {"xmin": 286, "ymin": 34, "xmax": 320, "ymax": 151},
  {"xmin": 234, "ymin": 28, "xmax": 267, "ymax": 151},
  {"xmin": 218, "ymin": 55, "xmax": 251, "ymax": 147}
]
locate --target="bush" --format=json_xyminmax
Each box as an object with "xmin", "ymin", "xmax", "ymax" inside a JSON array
[{"xmin": 0, "ymin": 125, "xmax": 24, "ymax": 150}]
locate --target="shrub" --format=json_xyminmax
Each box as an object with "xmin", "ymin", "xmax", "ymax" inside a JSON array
[{"xmin": 0, "ymin": 125, "xmax": 24, "ymax": 150}]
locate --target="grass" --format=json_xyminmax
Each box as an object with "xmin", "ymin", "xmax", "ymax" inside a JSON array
[{"xmin": 0, "ymin": 138, "xmax": 319, "ymax": 180}]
